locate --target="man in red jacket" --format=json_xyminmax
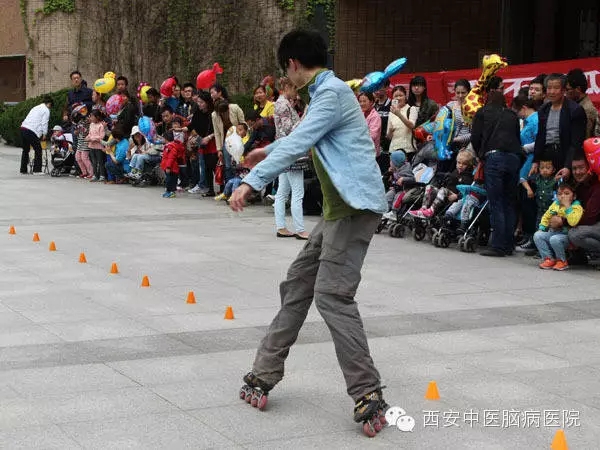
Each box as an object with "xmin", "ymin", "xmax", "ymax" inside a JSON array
[{"xmin": 568, "ymin": 156, "xmax": 600, "ymax": 260}]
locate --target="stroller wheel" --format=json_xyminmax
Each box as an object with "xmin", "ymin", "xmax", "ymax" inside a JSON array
[
  {"xmin": 439, "ymin": 233, "xmax": 450, "ymax": 248},
  {"xmin": 388, "ymin": 223, "xmax": 398, "ymax": 237},
  {"xmin": 395, "ymin": 224, "xmax": 406, "ymax": 238},
  {"xmin": 413, "ymin": 225, "xmax": 426, "ymax": 241},
  {"xmin": 464, "ymin": 236, "xmax": 477, "ymax": 253},
  {"xmin": 432, "ymin": 230, "xmax": 440, "ymax": 247},
  {"xmin": 375, "ymin": 221, "xmax": 385, "ymax": 234},
  {"xmin": 458, "ymin": 236, "xmax": 466, "ymax": 252}
]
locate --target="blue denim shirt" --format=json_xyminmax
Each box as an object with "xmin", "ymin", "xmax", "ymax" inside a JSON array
[{"xmin": 243, "ymin": 70, "xmax": 387, "ymax": 214}]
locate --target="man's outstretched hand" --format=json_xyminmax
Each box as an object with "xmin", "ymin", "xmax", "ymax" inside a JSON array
[
  {"xmin": 229, "ymin": 183, "xmax": 254, "ymax": 212},
  {"xmin": 243, "ymin": 148, "xmax": 267, "ymax": 168}
]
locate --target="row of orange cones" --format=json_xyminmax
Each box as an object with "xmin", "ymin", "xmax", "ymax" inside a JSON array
[{"xmin": 9, "ymin": 226, "xmax": 235, "ymax": 320}]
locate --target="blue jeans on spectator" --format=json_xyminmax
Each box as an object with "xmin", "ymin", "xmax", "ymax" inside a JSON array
[
  {"xmin": 130, "ymin": 154, "xmax": 160, "ymax": 171},
  {"xmin": 484, "ymin": 151, "xmax": 520, "ymax": 253},
  {"xmin": 106, "ymin": 158, "xmax": 124, "ymax": 180},
  {"xmin": 224, "ymin": 176, "xmax": 242, "ymax": 196},
  {"xmin": 197, "ymin": 153, "xmax": 207, "ymax": 189},
  {"xmin": 222, "ymin": 145, "xmax": 234, "ymax": 183},
  {"xmin": 275, "ymin": 170, "xmax": 305, "ymax": 233},
  {"xmin": 534, "ymin": 230, "xmax": 569, "ymax": 261}
]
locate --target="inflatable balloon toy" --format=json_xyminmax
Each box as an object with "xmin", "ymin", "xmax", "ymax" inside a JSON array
[
  {"xmin": 225, "ymin": 130, "xmax": 244, "ymax": 164},
  {"xmin": 360, "ymin": 57, "xmax": 407, "ymax": 93},
  {"xmin": 584, "ymin": 137, "xmax": 600, "ymax": 177},
  {"xmin": 345, "ymin": 79, "xmax": 364, "ymax": 93},
  {"xmin": 105, "ymin": 94, "xmax": 125, "ymax": 116},
  {"xmin": 93, "ymin": 77, "xmax": 115, "ymax": 94},
  {"xmin": 138, "ymin": 116, "xmax": 157, "ymax": 144},
  {"xmin": 160, "ymin": 76, "xmax": 178, "ymax": 97},
  {"xmin": 462, "ymin": 54, "xmax": 508, "ymax": 125},
  {"xmin": 431, "ymin": 106, "xmax": 455, "ymax": 161},
  {"xmin": 137, "ymin": 82, "xmax": 152, "ymax": 104},
  {"xmin": 196, "ymin": 63, "xmax": 223, "ymax": 90},
  {"xmin": 261, "ymin": 75, "xmax": 276, "ymax": 99},
  {"xmin": 103, "ymin": 71, "xmax": 116, "ymax": 80}
]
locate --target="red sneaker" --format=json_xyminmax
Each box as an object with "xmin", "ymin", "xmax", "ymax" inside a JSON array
[
  {"xmin": 539, "ymin": 258, "xmax": 556, "ymax": 269},
  {"xmin": 553, "ymin": 260, "xmax": 569, "ymax": 271}
]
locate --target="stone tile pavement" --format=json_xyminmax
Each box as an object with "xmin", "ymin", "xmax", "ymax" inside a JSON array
[{"xmin": 1, "ymin": 144, "xmax": 599, "ymax": 448}]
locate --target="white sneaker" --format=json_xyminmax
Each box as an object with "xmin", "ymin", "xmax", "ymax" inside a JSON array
[
  {"xmin": 188, "ymin": 185, "xmax": 202, "ymax": 194},
  {"xmin": 32, "ymin": 172, "xmax": 46, "ymax": 176}
]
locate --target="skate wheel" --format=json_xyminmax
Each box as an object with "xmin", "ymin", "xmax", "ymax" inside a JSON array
[
  {"xmin": 373, "ymin": 417, "xmax": 383, "ymax": 432},
  {"xmin": 257, "ymin": 393, "xmax": 268, "ymax": 410},
  {"xmin": 250, "ymin": 396, "xmax": 258, "ymax": 407},
  {"xmin": 379, "ymin": 414, "xmax": 387, "ymax": 426},
  {"xmin": 245, "ymin": 390, "xmax": 253, "ymax": 403},
  {"xmin": 363, "ymin": 421, "xmax": 377, "ymax": 438}
]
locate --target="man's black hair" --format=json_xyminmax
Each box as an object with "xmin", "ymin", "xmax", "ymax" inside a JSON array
[
  {"xmin": 210, "ymin": 83, "xmax": 229, "ymax": 101},
  {"xmin": 111, "ymin": 124, "xmax": 126, "ymax": 140},
  {"xmin": 69, "ymin": 70, "xmax": 82, "ymax": 79},
  {"xmin": 485, "ymin": 76, "xmax": 503, "ymax": 93},
  {"xmin": 545, "ymin": 73, "xmax": 566, "ymax": 89},
  {"xmin": 116, "ymin": 76, "xmax": 129, "ymax": 86},
  {"xmin": 566, "ymin": 68, "xmax": 588, "ymax": 92},
  {"xmin": 277, "ymin": 29, "xmax": 328, "ymax": 72},
  {"xmin": 530, "ymin": 74, "xmax": 547, "ymax": 87},
  {"xmin": 183, "ymin": 82, "xmax": 195, "ymax": 92},
  {"xmin": 146, "ymin": 88, "xmax": 160, "ymax": 98},
  {"xmin": 42, "ymin": 96, "xmax": 54, "ymax": 107},
  {"xmin": 160, "ymin": 105, "xmax": 174, "ymax": 114}
]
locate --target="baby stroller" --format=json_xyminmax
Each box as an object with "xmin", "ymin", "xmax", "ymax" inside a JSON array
[
  {"xmin": 376, "ymin": 162, "xmax": 436, "ymax": 238},
  {"xmin": 431, "ymin": 184, "xmax": 490, "ymax": 252},
  {"xmin": 128, "ymin": 145, "xmax": 165, "ymax": 187},
  {"xmin": 50, "ymin": 133, "xmax": 75, "ymax": 177},
  {"xmin": 409, "ymin": 172, "xmax": 456, "ymax": 242}
]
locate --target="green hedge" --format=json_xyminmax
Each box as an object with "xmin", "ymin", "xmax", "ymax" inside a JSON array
[
  {"xmin": 0, "ymin": 89, "xmax": 68, "ymax": 147},
  {"xmin": 230, "ymin": 93, "xmax": 254, "ymax": 115}
]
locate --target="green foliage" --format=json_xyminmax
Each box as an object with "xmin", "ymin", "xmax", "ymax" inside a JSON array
[
  {"xmin": 230, "ymin": 93, "xmax": 254, "ymax": 115},
  {"xmin": 20, "ymin": 0, "xmax": 34, "ymax": 50},
  {"xmin": 27, "ymin": 58, "xmax": 35, "ymax": 85},
  {"xmin": 306, "ymin": 0, "xmax": 336, "ymax": 47},
  {"xmin": 40, "ymin": 0, "xmax": 75, "ymax": 14},
  {"xmin": 277, "ymin": 0, "xmax": 295, "ymax": 10},
  {"xmin": 0, "ymin": 89, "xmax": 68, "ymax": 147}
]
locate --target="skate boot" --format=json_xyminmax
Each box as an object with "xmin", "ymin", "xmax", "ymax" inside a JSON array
[
  {"xmin": 353, "ymin": 388, "xmax": 388, "ymax": 437},
  {"xmin": 239, "ymin": 372, "xmax": 273, "ymax": 410}
]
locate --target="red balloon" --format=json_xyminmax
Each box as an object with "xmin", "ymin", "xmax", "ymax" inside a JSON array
[
  {"xmin": 196, "ymin": 63, "xmax": 224, "ymax": 90},
  {"xmin": 160, "ymin": 77, "xmax": 177, "ymax": 97},
  {"xmin": 584, "ymin": 137, "xmax": 600, "ymax": 176}
]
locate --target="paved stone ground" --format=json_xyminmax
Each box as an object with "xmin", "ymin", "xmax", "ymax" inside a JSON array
[{"xmin": 1, "ymin": 143, "xmax": 600, "ymax": 449}]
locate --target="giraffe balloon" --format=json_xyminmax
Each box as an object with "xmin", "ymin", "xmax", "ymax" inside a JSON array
[{"xmin": 461, "ymin": 54, "xmax": 508, "ymax": 125}]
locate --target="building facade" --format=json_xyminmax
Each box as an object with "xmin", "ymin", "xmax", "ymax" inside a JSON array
[{"xmin": 0, "ymin": 0, "xmax": 27, "ymax": 102}]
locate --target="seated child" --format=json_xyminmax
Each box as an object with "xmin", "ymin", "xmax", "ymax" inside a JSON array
[
  {"xmin": 103, "ymin": 124, "xmax": 131, "ymax": 184},
  {"xmin": 128, "ymin": 126, "xmax": 161, "ymax": 179},
  {"xmin": 533, "ymin": 182, "xmax": 583, "ymax": 271},
  {"xmin": 384, "ymin": 151, "xmax": 414, "ymax": 211},
  {"xmin": 410, "ymin": 149, "xmax": 475, "ymax": 219},
  {"xmin": 215, "ymin": 124, "xmax": 250, "ymax": 201},
  {"xmin": 50, "ymin": 125, "xmax": 72, "ymax": 156},
  {"xmin": 160, "ymin": 130, "xmax": 186, "ymax": 198}
]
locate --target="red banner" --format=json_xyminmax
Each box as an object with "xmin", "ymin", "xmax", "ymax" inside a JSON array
[{"xmin": 389, "ymin": 57, "xmax": 600, "ymax": 109}]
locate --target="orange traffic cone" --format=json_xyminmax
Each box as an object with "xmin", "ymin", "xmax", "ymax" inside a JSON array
[
  {"xmin": 141, "ymin": 275, "xmax": 150, "ymax": 287},
  {"xmin": 48, "ymin": 241, "xmax": 57, "ymax": 251},
  {"xmin": 32, "ymin": 233, "xmax": 40, "ymax": 242},
  {"xmin": 110, "ymin": 262, "xmax": 119, "ymax": 274},
  {"xmin": 425, "ymin": 381, "xmax": 440, "ymax": 400},
  {"xmin": 551, "ymin": 429, "xmax": 569, "ymax": 450},
  {"xmin": 8, "ymin": 225, "xmax": 16, "ymax": 235},
  {"xmin": 224, "ymin": 306, "xmax": 235, "ymax": 320},
  {"xmin": 186, "ymin": 291, "xmax": 196, "ymax": 304},
  {"xmin": 79, "ymin": 252, "xmax": 87, "ymax": 263}
]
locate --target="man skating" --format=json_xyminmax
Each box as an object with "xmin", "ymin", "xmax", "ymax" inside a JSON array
[{"xmin": 229, "ymin": 29, "xmax": 390, "ymax": 437}]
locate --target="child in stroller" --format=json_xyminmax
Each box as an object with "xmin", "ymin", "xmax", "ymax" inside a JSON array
[
  {"xmin": 432, "ymin": 182, "xmax": 489, "ymax": 252},
  {"xmin": 377, "ymin": 153, "xmax": 436, "ymax": 237},
  {"xmin": 49, "ymin": 125, "xmax": 75, "ymax": 177}
]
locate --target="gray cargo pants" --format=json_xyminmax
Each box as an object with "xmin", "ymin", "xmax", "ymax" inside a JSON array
[{"xmin": 253, "ymin": 212, "xmax": 382, "ymax": 401}]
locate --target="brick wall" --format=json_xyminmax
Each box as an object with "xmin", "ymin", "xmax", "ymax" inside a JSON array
[
  {"xmin": 0, "ymin": 0, "xmax": 26, "ymax": 56},
  {"xmin": 334, "ymin": 0, "xmax": 502, "ymax": 80}
]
